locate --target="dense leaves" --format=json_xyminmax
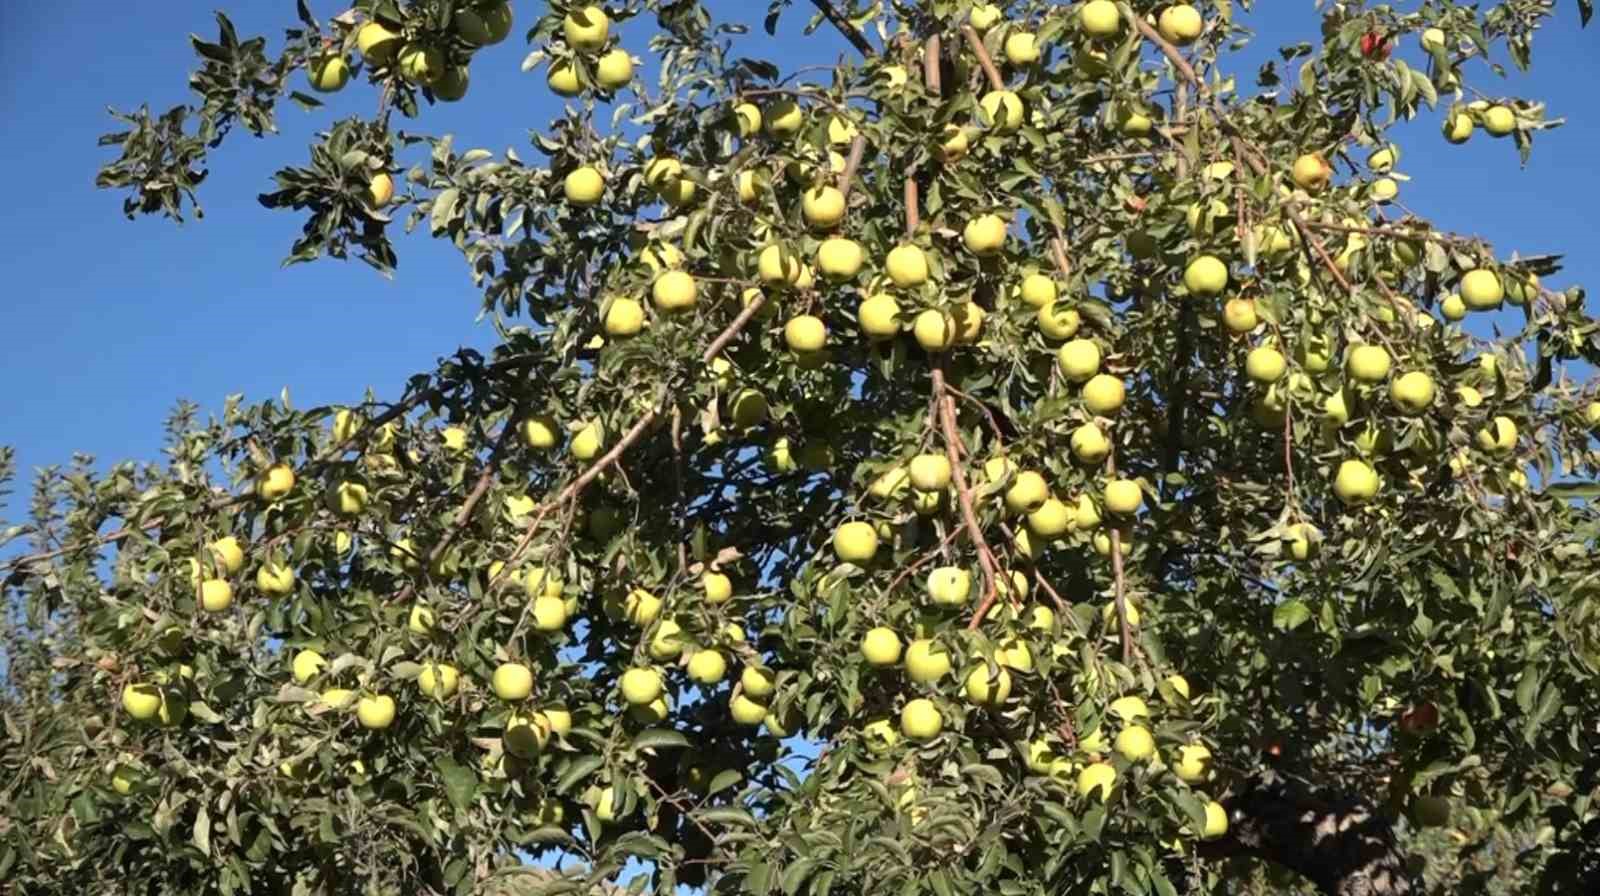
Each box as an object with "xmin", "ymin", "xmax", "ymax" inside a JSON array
[{"xmin": 5, "ymin": 2, "xmax": 1600, "ymax": 895}]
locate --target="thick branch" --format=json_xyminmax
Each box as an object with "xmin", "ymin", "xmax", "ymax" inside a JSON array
[
  {"xmin": 928, "ymin": 368, "xmax": 1000, "ymax": 630},
  {"xmin": 1129, "ymin": 10, "xmax": 1204, "ymax": 92},
  {"xmin": 806, "ymin": 0, "xmax": 874, "ymax": 57},
  {"xmin": 960, "ymin": 25, "xmax": 1005, "ymax": 91}
]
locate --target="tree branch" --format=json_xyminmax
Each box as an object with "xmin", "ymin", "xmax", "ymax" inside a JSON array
[
  {"xmin": 806, "ymin": 0, "xmax": 875, "ymax": 58},
  {"xmin": 959, "ymin": 25, "xmax": 1005, "ymax": 91}
]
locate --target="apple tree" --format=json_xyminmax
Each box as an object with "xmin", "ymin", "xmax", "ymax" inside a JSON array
[{"xmin": 5, "ymin": 1, "xmax": 1600, "ymax": 894}]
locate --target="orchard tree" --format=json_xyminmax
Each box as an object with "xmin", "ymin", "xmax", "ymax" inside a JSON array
[{"xmin": 5, "ymin": 1, "xmax": 1600, "ymax": 894}]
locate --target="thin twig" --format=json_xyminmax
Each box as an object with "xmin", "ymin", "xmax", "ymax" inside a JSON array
[
  {"xmin": 1129, "ymin": 12, "xmax": 1205, "ymax": 94},
  {"xmin": 838, "ymin": 134, "xmax": 867, "ymax": 200},
  {"xmin": 1105, "ymin": 449, "xmax": 1133, "ymax": 663}
]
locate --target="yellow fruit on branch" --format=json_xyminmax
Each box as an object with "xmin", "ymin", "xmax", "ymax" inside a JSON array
[
  {"xmin": 1333, "ymin": 459, "xmax": 1381, "ymax": 505},
  {"xmin": 886, "ymin": 244, "xmax": 929, "ymax": 287},
  {"xmin": 1158, "ymin": 4, "xmax": 1203, "ymax": 45},
  {"xmin": 1389, "ymin": 371, "xmax": 1436, "ymax": 414},
  {"xmin": 563, "ymin": 6, "xmax": 611, "ymax": 52},
  {"xmin": 1115, "ymin": 725, "xmax": 1155, "ymax": 761},
  {"xmin": 1080, "ymin": 0, "xmax": 1122, "ymax": 37},
  {"xmin": 309, "ymin": 55, "xmax": 350, "ymax": 92},
  {"xmin": 963, "ymin": 665, "xmax": 1012, "ymax": 705},
  {"xmin": 1057, "ymin": 338, "xmax": 1102, "ymax": 382},
  {"xmin": 1291, "ymin": 153, "xmax": 1332, "ymax": 192},
  {"xmin": 357, "ymin": 694, "xmax": 396, "ymax": 729},
  {"xmin": 900, "ymin": 697, "xmax": 943, "ymax": 740},
  {"xmin": 1245, "ymin": 347, "xmax": 1287, "ymax": 384},
  {"xmin": 1174, "ymin": 743, "xmax": 1213, "ymax": 782},
  {"xmin": 356, "ymin": 22, "xmax": 401, "ymax": 66},
  {"xmin": 492, "ymin": 662, "xmax": 534, "ymax": 700},
  {"xmin": 1346, "ymin": 344, "xmax": 1392, "ymax": 383},
  {"xmin": 1183, "ymin": 255, "xmax": 1228, "ymax": 296},
  {"xmin": 817, "ymin": 237, "xmax": 864, "ymax": 281},
  {"xmin": 904, "ymin": 639, "xmax": 951, "ymax": 683},
  {"xmin": 1004, "ymin": 32, "xmax": 1041, "ymax": 65},
  {"xmin": 801, "ymin": 186, "xmax": 845, "ymax": 229},
  {"xmin": 926, "ymin": 566, "xmax": 972, "ymax": 606},
  {"xmin": 564, "ymin": 166, "xmax": 605, "ymax": 205},
  {"xmin": 979, "ymin": 90, "xmax": 1024, "ymax": 132},
  {"xmin": 860, "ymin": 627, "xmax": 902, "ymax": 666},
  {"xmin": 1077, "ymin": 762, "xmax": 1117, "ymax": 801},
  {"xmin": 784, "ymin": 315, "xmax": 827, "ymax": 353},
  {"xmin": 909, "ymin": 453, "xmax": 953, "ymax": 492},
  {"xmin": 857, "ymin": 293, "xmax": 901, "ymax": 339},
  {"xmin": 833, "ymin": 521, "xmax": 879, "ymax": 563},
  {"xmin": 595, "ymin": 49, "xmax": 634, "ymax": 89}
]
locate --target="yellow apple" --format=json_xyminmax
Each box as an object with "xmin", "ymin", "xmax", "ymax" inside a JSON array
[
  {"xmin": 1291, "ymin": 153, "xmax": 1331, "ymax": 192},
  {"xmin": 939, "ymin": 124, "xmax": 970, "ymax": 164},
  {"xmin": 418, "ymin": 662, "xmax": 459, "ymax": 698},
  {"xmin": 1173, "ymin": 743, "xmax": 1213, "ymax": 782},
  {"xmin": 504, "ymin": 712, "xmax": 552, "ymax": 757},
  {"xmin": 687, "ymin": 649, "xmax": 728, "ymax": 684},
  {"xmin": 1057, "ymin": 338, "xmax": 1102, "ymax": 382},
  {"xmin": 1420, "ymin": 27, "xmax": 1446, "ymax": 52},
  {"xmin": 1110, "ymin": 695, "xmax": 1150, "ymax": 720},
  {"xmin": 1070, "ymin": 423, "xmax": 1110, "ymax": 464},
  {"xmin": 904, "ymin": 639, "xmax": 951, "ymax": 683},
  {"xmin": 1005, "ymin": 470, "xmax": 1050, "ymax": 514},
  {"xmin": 1476, "ymin": 416, "xmax": 1518, "ymax": 454},
  {"xmin": 1183, "ymin": 255, "xmax": 1228, "ymax": 296},
  {"xmin": 493, "ymin": 662, "xmax": 534, "ymax": 701},
  {"xmin": 1443, "ymin": 109, "xmax": 1474, "ymax": 143},
  {"xmin": 979, "ymin": 90, "xmax": 1024, "ymax": 132},
  {"xmin": 817, "ymin": 237, "xmax": 864, "ymax": 281},
  {"xmin": 886, "ymin": 244, "xmax": 929, "ymax": 287},
  {"xmin": 1370, "ymin": 177, "xmax": 1398, "ymax": 203},
  {"xmin": 863, "ymin": 718, "xmax": 901, "ymax": 754},
  {"xmin": 1077, "ymin": 762, "xmax": 1117, "ymax": 801},
  {"xmin": 861, "ymin": 627, "xmax": 903, "ymax": 666},
  {"xmin": 1115, "ymin": 725, "xmax": 1156, "ymax": 761},
  {"xmin": 1081, "ymin": 0, "xmax": 1121, "ymax": 36},
  {"xmin": 1018, "ymin": 273, "xmax": 1057, "ymax": 307},
  {"xmin": 784, "ymin": 315, "xmax": 827, "ymax": 353},
  {"xmin": 1004, "ymin": 32, "xmax": 1040, "ymax": 65},
  {"xmin": 651, "ymin": 270, "xmax": 697, "ymax": 311},
  {"xmin": 547, "ymin": 60, "xmax": 582, "ymax": 96},
  {"xmin": 969, "ymin": 4, "xmax": 1002, "ymax": 31},
  {"xmin": 900, "ymin": 698, "xmax": 943, "ymax": 740},
  {"xmin": 758, "ymin": 243, "xmax": 803, "ymax": 286},
  {"xmin": 765, "ymin": 99, "xmax": 804, "ymax": 138},
  {"xmin": 1200, "ymin": 801, "xmax": 1229, "ymax": 839},
  {"xmin": 256, "ymin": 562, "xmax": 295, "ymax": 596},
  {"xmin": 1104, "ymin": 479, "xmax": 1142, "ymax": 515},
  {"xmin": 356, "ymin": 694, "xmax": 396, "ymax": 729},
  {"xmin": 356, "ymin": 22, "xmax": 401, "ymax": 66},
  {"xmin": 309, "ymin": 55, "xmax": 350, "ymax": 92},
  {"xmin": 913, "ymin": 309, "xmax": 957, "ymax": 351},
  {"xmin": 595, "ymin": 48, "xmax": 633, "ymax": 89},
  {"xmin": 1222, "ymin": 298, "xmax": 1258, "ymax": 334},
  {"xmin": 909, "ymin": 453, "xmax": 952, "ymax": 491},
  {"xmin": 1346, "ymin": 344, "xmax": 1392, "ymax": 382},
  {"xmin": 617, "ymin": 667, "xmax": 662, "ymax": 705},
  {"xmin": 740, "ymin": 665, "xmax": 776, "ymax": 698},
  {"xmin": 1038, "ymin": 302, "xmax": 1082, "ymax": 340},
  {"xmin": 408, "ymin": 604, "xmax": 435, "ymax": 635},
  {"xmin": 563, "ymin": 166, "xmax": 605, "ymax": 205},
  {"xmin": 1158, "ymin": 4, "xmax": 1203, "ymax": 45},
  {"xmin": 1027, "ymin": 497, "xmax": 1072, "ymax": 537},
  {"xmin": 963, "ymin": 213, "xmax": 1008, "ymax": 255},
  {"xmin": 1482, "ymin": 105, "xmax": 1516, "ymax": 137},
  {"xmin": 857, "ymin": 293, "xmax": 901, "ymax": 339},
  {"xmin": 397, "ymin": 43, "xmax": 444, "ymax": 85},
  {"xmin": 699, "ymin": 571, "xmax": 733, "ymax": 604},
  {"xmin": 964, "ymin": 665, "xmax": 1012, "ymax": 705},
  {"xmin": 441, "ymin": 425, "xmax": 469, "ymax": 454},
  {"xmin": 563, "ymin": 6, "xmax": 611, "ymax": 52},
  {"xmin": 122, "ymin": 683, "xmax": 164, "ymax": 720},
  {"xmin": 1242, "ymin": 346, "xmax": 1288, "ymax": 385},
  {"xmin": 291, "ymin": 649, "xmax": 326, "ymax": 684},
  {"xmin": 730, "ymin": 693, "xmax": 769, "ymax": 725},
  {"xmin": 1440, "ymin": 293, "xmax": 1467, "ymax": 320},
  {"xmin": 1460, "ymin": 268, "xmax": 1504, "ymax": 309},
  {"xmin": 802, "ymin": 185, "xmax": 845, "ymax": 228},
  {"xmin": 926, "ymin": 566, "xmax": 972, "ymax": 605},
  {"xmin": 257, "ymin": 463, "xmax": 295, "ymax": 501},
  {"xmin": 1079, "ymin": 374, "xmax": 1126, "ymax": 416},
  {"xmin": 1390, "ymin": 371, "xmax": 1436, "ymax": 414},
  {"xmin": 1333, "ymin": 459, "xmax": 1380, "ymax": 505},
  {"xmin": 198, "ymin": 578, "xmax": 232, "ymax": 613},
  {"xmin": 833, "ymin": 521, "xmax": 879, "ymax": 563}
]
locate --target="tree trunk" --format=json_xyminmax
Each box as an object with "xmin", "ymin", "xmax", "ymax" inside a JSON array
[{"xmin": 1199, "ymin": 770, "xmax": 1419, "ymax": 896}]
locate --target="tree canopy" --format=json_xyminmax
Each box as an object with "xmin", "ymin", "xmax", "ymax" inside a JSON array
[{"xmin": 4, "ymin": 1, "xmax": 1600, "ymax": 895}]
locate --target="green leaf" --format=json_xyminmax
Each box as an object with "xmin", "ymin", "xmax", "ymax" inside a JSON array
[
  {"xmin": 555, "ymin": 755, "xmax": 603, "ymax": 794},
  {"xmin": 632, "ymin": 728, "xmax": 690, "ymax": 751},
  {"xmin": 192, "ymin": 805, "xmax": 212, "ymax": 856},
  {"xmin": 1273, "ymin": 599, "xmax": 1312, "ymax": 631},
  {"xmin": 435, "ymin": 757, "xmax": 477, "ymax": 811},
  {"xmin": 695, "ymin": 806, "xmax": 760, "ymax": 828}
]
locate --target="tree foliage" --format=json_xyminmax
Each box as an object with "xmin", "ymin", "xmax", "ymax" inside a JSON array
[{"xmin": 5, "ymin": 1, "xmax": 1600, "ymax": 894}]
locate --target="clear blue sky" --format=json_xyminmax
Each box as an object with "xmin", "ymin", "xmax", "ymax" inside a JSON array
[{"xmin": 1, "ymin": 2, "xmax": 1596, "ymax": 536}]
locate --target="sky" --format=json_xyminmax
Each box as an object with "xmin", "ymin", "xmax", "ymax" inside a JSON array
[{"xmin": 0, "ymin": 1, "xmax": 1597, "ymax": 542}]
